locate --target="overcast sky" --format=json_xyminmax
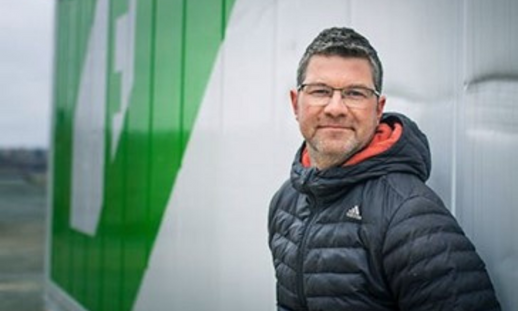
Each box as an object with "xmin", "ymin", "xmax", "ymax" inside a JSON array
[{"xmin": 0, "ymin": 1, "xmax": 54, "ymax": 148}]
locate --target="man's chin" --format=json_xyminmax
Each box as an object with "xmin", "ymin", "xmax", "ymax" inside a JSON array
[
  {"xmin": 317, "ymin": 140, "xmax": 356, "ymax": 156},
  {"xmin": 312, "ymin": 145, "xmax": 356, "ymax": 165}
]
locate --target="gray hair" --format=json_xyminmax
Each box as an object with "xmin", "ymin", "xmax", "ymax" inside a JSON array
[{"xmin": 297, "ymin": 27, "xmax": 383, "ymax": 93}]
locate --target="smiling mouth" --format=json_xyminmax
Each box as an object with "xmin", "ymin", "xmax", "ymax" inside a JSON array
[{"xmin": 318, "ymin": 125, "xmax": 350, "ymax": 130}]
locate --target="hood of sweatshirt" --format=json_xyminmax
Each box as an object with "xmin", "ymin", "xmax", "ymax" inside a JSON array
[{"xmin": 290, "ymin": 112, "xmax": 431, "ymax": 198}]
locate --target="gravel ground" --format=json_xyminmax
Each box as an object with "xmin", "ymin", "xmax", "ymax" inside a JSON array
[{"xmin": 0, "ymin": 171, "xmax": 47, "ymax": 311}]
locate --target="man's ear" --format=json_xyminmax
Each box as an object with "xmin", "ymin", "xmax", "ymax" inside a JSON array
[
  {"xmin": 290, "ymin": 89, "xmax": 299, "ymax": 120},
  {"xmin": 376, "ymin": 95, "xmax": 386, "ymax": 122}
]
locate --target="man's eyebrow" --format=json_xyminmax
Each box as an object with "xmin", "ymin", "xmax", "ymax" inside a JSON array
[
  {"xmin": 345, "ymin": 83, "xmax": 374, "ymax": 89},
  {"xmin": 309, "ymin": 83, "xmax": 374, "ymax": 89},
  {"xmin": 302, "ymin": 81, "xmax": 328, "ymax": 86},
  {"xmin": 301, "ymin": 82, "xmax": 376, "ymax": 90}
]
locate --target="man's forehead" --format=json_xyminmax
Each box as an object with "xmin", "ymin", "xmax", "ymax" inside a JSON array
[
  {"xmin": 305, "ymin": 55, "xmax": 373, "ymax": 76},
  {"xmin": 305, "ymin": 55, "xmax": 375, "ymax": 85}
]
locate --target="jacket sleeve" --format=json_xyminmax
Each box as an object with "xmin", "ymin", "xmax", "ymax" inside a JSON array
[{"xmin": 382, "ymin": 195, "xmax": 501, "ymax": 311}]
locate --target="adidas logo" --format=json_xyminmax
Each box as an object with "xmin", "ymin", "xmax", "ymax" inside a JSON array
[{"xmin": 346, "ymin": 205, "xmax": 362, "ymax": 221}]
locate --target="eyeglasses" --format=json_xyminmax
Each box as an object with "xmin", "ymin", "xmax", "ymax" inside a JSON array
[{"xmin": 298, "ymin": 83, "xmax": 380, "ymax": 108}]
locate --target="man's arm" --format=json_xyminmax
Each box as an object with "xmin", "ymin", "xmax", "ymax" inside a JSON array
[{"xmin": 382, "ymin": 196, "xmax": 501, "ymax": 311}]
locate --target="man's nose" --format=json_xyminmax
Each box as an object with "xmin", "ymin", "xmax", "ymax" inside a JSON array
[{"xmin": 323, "ymin": 91, "xmax": 348, "ymax": 116}]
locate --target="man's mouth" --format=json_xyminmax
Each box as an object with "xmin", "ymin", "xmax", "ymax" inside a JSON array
[{"xmin": 318, "ymin": 125, "xmax": 350, "ymax": 130}]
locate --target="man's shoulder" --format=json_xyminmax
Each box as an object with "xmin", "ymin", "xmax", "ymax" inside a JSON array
[
  {"xmin": 361, "ymin": 172, "xmax": 446, "ymax": 219},
  {"xmin": 376, "ymin": 172, "xmax": 450, "ymax": 219},
  {"xmin": 270, "ymin": 179, "xmax": 297, "ymax": 208},
  {"xmin": 381, "ymin": 172, "xmax": 438, "ymax": 201},
  {"xmin": 268, "ymin": 179, "xmax": 300, "ymax": 235}
]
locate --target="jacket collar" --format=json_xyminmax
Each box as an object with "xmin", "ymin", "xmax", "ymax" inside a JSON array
[{"xmin": 290, "ymin": 113, "xmax": 431, "ymax": 199}]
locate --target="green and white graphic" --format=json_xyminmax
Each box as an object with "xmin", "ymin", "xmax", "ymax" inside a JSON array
[{"xmin": 50, "ymin": 0, "xmax": 240, "ymax": 309}]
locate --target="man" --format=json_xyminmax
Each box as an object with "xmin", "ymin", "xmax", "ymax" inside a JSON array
[{"xmin": 268, "ymin": 27, "xmax": 501, "ymax": 311}]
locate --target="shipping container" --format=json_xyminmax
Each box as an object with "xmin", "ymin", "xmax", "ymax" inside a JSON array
[{"xmin": 46, "ymin": 0, "xmax": 518, "ymax": 310}]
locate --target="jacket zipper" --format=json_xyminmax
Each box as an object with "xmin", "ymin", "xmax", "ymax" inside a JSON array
[{"xmin": 297, "ymin": 192, "xmax": 318, "ymax": 310}]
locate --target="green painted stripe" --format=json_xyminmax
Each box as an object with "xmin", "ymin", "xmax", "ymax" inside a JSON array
[{"xmin": 50, "ymin": 0, "xmax": 237, "ymax": 310}]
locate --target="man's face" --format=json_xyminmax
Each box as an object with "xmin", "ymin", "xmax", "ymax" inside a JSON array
[{"xmin": 291, "ymin": 55, "xmax": 386, "ymax": 169}]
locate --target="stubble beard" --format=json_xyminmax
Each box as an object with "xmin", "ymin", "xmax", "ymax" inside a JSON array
[{"xmin": 307, "ymin": 129, "xmax": 375, "ymax": 170}]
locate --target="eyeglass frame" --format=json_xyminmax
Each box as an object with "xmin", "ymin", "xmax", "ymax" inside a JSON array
[{"xmin": 297, "ymin": 83, "xmax": 381, "ymax": 108}]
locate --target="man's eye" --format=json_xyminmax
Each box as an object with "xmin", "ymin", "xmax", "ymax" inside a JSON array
[
  {"xmin": 345, "ymin": 89, "xmax": 367, "ymax": 98},
  {"xmin": 310, "ymin": 88, "xmax": 331, "ymax": 96}
]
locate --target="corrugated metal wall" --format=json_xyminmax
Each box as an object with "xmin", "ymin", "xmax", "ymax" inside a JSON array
[{"xmin": 457, "ymin": 2, "xmax": 518, "ymax": 309}]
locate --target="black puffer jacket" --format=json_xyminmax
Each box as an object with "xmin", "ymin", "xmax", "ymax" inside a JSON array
[{"xmin": 268, "ymin": 113, "xmax": 500, "ymax": 311}]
